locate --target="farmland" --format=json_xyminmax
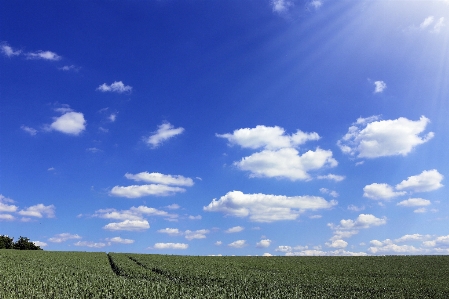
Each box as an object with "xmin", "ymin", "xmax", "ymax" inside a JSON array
[{"xmin": 1, "ymin": 250, "xmax": 449, "ymax": 298}]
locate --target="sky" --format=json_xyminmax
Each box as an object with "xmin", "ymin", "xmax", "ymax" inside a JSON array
[{"xmin": 1, "ymin": 0, "xmax": 449, "ymax": 256}]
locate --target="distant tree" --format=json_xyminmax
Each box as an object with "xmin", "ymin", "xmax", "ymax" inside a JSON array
[
  {"xmin": 0, "ymin": 235, "xmax": 14, "ymax": 249},
  {"xmin": 12, "ymin": 236, "xmax": 42, "ymax": 250}
]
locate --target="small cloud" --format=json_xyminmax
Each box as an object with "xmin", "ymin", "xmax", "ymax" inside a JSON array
[
  {"xmin": 309, "ymin": 0, "xmax": 323, "ymax": 9},
  {"xmin": 432, "ymin": 17, "xmax": 445, "ymax": 33},
  {"xmin": 59, "ymin": 65, "xmax": 80, "ymax": 72},
  {"xmin": 395, "ymin": 169, "xmax": 444, "ymax": 193},
  {"xmin": 86, "ymin": 147, "xmax": 102, "ymax": 153},
  {"xmin": 125, "ymin": 172, "xmax": 194, "ymax": 186},
  {"xmin": 188, "ymin": 215, "xmax": 202, "ymax": 220},
  {"xmin": 363, "ymin": 183, "xmax": 406, "ymax": 200},
  {"xmin": 228, "ymin": 240, "xmax": 247, "ymax": 248},
  {"xmin": 74, "ymin": 241, "xmax": 107, "ymax": 248},
  {"xmin": 49, "ymin": 111, "xmax": 86, "ymax": 135},
  {"xmin": 326, "ymin": 239, "xmax": 348, "ymax": 249},
  {"xmin": 347, "ymin": 204, "xmax": 365, "ymax": 212},
  {"xmin": 317, "ymin": 174, "xmax": 345, "ymax": 182},
  {"xmin": 374, "ymin": 81, "xmax": 387, "ymax": 93},
  {"xmin": 18, "ymin": 204, "xmax": 55, "ymax": 218},
  {"xmin": 145, "ymin": 122, "xmax": 184, "ymax": 148},
  {"xmin": 256, "ymin": 239, "xmax": 272, "ymax": 248},
  {"xmin": 97, "ymin": 81, "xmax": 132, "ymax": 93},
  {"xmin": 26, "ymin": 50, "xmax": 61, "ymax": 61},
  {"xmin": 48, "ymin": 167, "xmax": 55, "ymax": 171},
  {"xmin": 420, "ymin": 16, "xmax": 435, "ymax": 29},
  {"xmin": 215, "ymin": 241, "xmax": 222, "ymax": 246},
  {"xmin": 1, "ymin": 42, "xmax": 22, "ymax": 57},
  {"xmin": 21, "ymin": 125, "xmax": 38, "ymax": 136},
  {"xmin": 103, "ymin": 219, "xmax": 150, "ymax": 231},
  {"xmin": 48, "ymin": 233, "xmax": 81, "ymax": 243},
  {"xmin": 108, "ymin": 113, "xmax": 117, "ymax": 122},
  {"xmin": 309, "ymin": 215, "xmax": 322, "ymax": 219},
  {"xmin": 225, "ymin": 226, "xmax": 244, "ymax": 233},
  {"xmin": 185, "ymin": 229, "xmax": 209, "ymax": 240},
  {"xmin": 166, "ymin": 204, "xmax": 180, "ymax": 210},
  {"xmin": 110, "ymin": 184, "xmax": 186, "ymax": 198},
  {"xmin": 153, "ymin": 242, "xmax": 188, "ymax": 250},
  {"xmin": 33, "ymin": 241, "xmax": 47, "ymax": 248},
  {"xmin": 271, "ymin": 0, "xmax": 293, "ymax": 13},
  {"xmin": 106, "ymin": 237, "xmax": 134, "ymax": 244},
  {"xmin": 397, "ymin": 198, "xmax": 431, "ymax": 207}
]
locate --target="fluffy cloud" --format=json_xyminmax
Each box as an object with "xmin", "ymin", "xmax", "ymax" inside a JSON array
[
  {"xmin": 106, "ymin": 237, "xmax": 135, "ymax": 244},
  {"xmin": 397, "ymin": 198, "xmax": 431, "ymax": 207},
  {"xmin": 74, "ymin": 241, "xmax": 107, "ymax": 248},
  {"xmin": 228, "ymin": 240, "xmax": 247, "ymax": 248},
  {"xmin": 363, "ymin": 183, "xmax": 406, "ymax": 200},
  {"xmin": 395, "ymin": 169, "xmax": 444, "ymax": 192},
  {"xmin": 225, "ymin": 226, "xmax": 244, "ymax": 233},
  {"xmin": 423, "ymin": 235, "xmax": 449, "ymax": 248},
  {"xmin": 236, "ymin": 147, "xmax": 337, "ymax": 181},
  {"xmin": 146, "ymin": 122, "xmax": 184, "ymax": 148},
  {"xmin": 110, "ymin": 184, "xmax": 186, "ymax": 198},
  {"xmin": 256, "ymin": 239, "xmax": 272, "ymax": 248},
  {"xmin": 48, "ymin": 233, "xmax": 81, "ymax": 243},
  {"xmin": 317, "ymin": 174, "xmax": 345, "ymax": 182},
  {"xmin": 0, "ymin": 195, "xmax": 18, "ymax": 213},
  {"xmin": 94, "ymin": 206, "xmax": 173, "ymax": 222},
  {"xmin": 158, "ymin": 228, "xmax": 182, "ymax": 236},
  {"xmin": 325, "ymin": 239, "xmax": 348, "ymax": 249},
  {"xmin": 125, "ymin": 172, "xmax": 194, "ymax": 186},
  {"xmin": 26, "ymin": 50, "xmax": 61, "ymax": 60},
  {"xmin": 374, "ymin": 81, "xmax": 387, "ymax": 93},
  {"xmin": 33, "ymin": 241, "xmax": 47, "ymax": 248},
  {"xmin": 204, "ymin": 191, "xmax": 337, "ymax": 222},
  {"xmin": 217, "ymin": 126, "xmax": 320, "ymax": 150},
  {"xmin": 1, "ymin": 43, "xmax": 22, "ymax": 57},
  {"xmin": 49, "ymin": 111, "xmax": 86, "ymax": 135},
  {"xmin": 284, "ymin": 249, "xmax": 367, "ymax": 256},
  {"xmin": 185, "ymin": 229, "xmax": 209, "ymax": 240},
  {"xmin": 328, "ymin": 214, "xmax": 386, "ymax": 242},
  {"xmin": 338, "ymin": 116, "xmax": 434, "ymax": 158},
  {"xmin": 97, "ymin": 81, "xmax": 132, "ymax": 93},
  {"xmin": 271, "ymin": 0, "xmax": 293, "ymax": 13},
  {"xmin": 103, "ymin": 219, "xmax": 150, "ymax": 231},
  {"xmin": 18, "ymin": 204, "xmax": 55, "ymax": 218},
  {"xmin": 0, "ymin": 214, "xmax": 15, "ymax": 221},
  {"xmin": 153, "ymin": 243, "xmax": 188, "ymax": 250}
]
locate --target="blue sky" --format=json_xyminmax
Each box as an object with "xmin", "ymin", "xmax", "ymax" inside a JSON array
[{"xmin": 1, "ymin": 0, "xmax": 448, "ymax": 256}]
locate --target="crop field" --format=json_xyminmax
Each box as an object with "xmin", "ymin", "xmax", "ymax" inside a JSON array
[{"xmin": 1, "ymin": 250, "xmax": 449, "ymax": 298}]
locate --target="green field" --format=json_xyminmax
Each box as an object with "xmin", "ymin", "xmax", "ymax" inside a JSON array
[{"xmin": 1, "ymin": 250, "xmax": 449, "ymax": 298}]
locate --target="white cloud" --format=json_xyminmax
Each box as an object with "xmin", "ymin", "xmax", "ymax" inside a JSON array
[
  {"xmin": 18, "ymin": 204, "xmax": 55, "ymax": 218},
  {"xmin": 94, "ymin": 206, "xmax": 172, "ymax": 222},
  {"xmin": 320, "ymin": 188, "xmax": 339, "ymax": 197},
  {"xmin": 431, "ymin": 17, "xmax": 445, "ymax": 33},
  {"xmin": 397, "ymin": 198, "xmax": 431, "ymax": 207},
  {"xmin": 317, "ymin": 174, "xmax": 345, "ymax": 182},
  {"xmin": 329, "ymin": 214, "xmax": 387, "ymax": 231},
  {"xmin": 330, "ymin": 230, "xmax": 360, "ymax": 241},
  {"xmin": 347, "ymin": 204, "xmax": 364, "ymax": 212},
  {"xmin": 395, "ymin": 169, "xmax": 444, "ymax": 193},
  {"xmin": 1, "ymin": 43, "xmax": 22, "ymax": 57},
  {"xmin": 21, "ymin": 125, "xmax": 38, "ymax": 136},
  {"xmin": 110, "ymin": 184, "xmax": 186, "ymax": 198},
  {"xmin": 50, "ymin": 111, "xmax": 86, "ymax": 135},
  {"xmin": 158, "ymin": 228, "xmax": 182, "ymax": 236},
  {"xmin": 26, "ymin": 50, "xmax": 61, "ymax": 61},
  {"xmin": 185, "ymin": 229, "xmax": 209, "ymax": 240},
  {"xmin": 338, "ymin": 116, "xmax": 434, "ymax": 158},
  {"xmin": 228, "ymin": 240, "xmax": 247, "ymax": 248},
  {"xmin": 395, "ymin": 234, "xmax": 431, "ymax": 243},
  {"xmin": 108, "ymin": 113, "xmax": 117, "ymax": 122},
  {"xmin": 420, "ymin": 16, "xmax": 435, "ymax": 29},
  {"xmin": 368, "ymin": 243, "xmax": 421, "ymax": 254},
  {"xmin": 153, "ymin": 243, "xmax": 188, "ymax": 250},
  {"xmin": 0, "ymin": 195, "xmax": 18, "ymax": 213},
  {"xmin": 423, "ymin": 235, "xmax": 449, "ymax": 247},
  {"xmin": 86, "ymin": 147, "xmax": 101, "ymax": 153},
  {"xmin": 275, "ymin": 245, "xmax": 292, "ymax": 252},
  {"xmin": 225, "ymin": 226, "xmax": 244, "ymax": 233},
  {"xmin": 59, "ymin": 65, "xmax": 80, "ymax": 72},
  {"xmin": 271, "ymin": 0, "xmax": 293, "ymax": 13},
  {"xmin": 325, "ymin": 239, "xmax": 348, "ymax": 249},
  {"xmin": 286, "ymin": 249, "xmax": 367, "ymax": 256},
  {"xmin": 107, "ymin": 237, "xmax": 134, "ymax": 244},
  {"xmin": 103, "ymin": 219, "xmax": 150, "ymax": 231},
  {"xmin": 48, "ymin": 233, "xmax": 81, "ymax": 243},
  {"xmin": 125, "ymin": 172, "xmax": 194, "ymax": 186},
  {"xmin": 97, "ymin": 81, "xmax": 132, "ymax": 93},
  {"xmin": 188, "ymin": 215, "xmax": 202, "ymax": 220},
  {"xmin": 74, "ymin": 241, "xmax": 107, "ymax": 248},
  {"xmin": 166, "ymin": 204, "xmax": 180, "ymax": 210},
  {"xmin": 145, "ymin": 122, "xmax": 184, "ymax": 148},
  {"xmin": 236, "ymin": 147, "xmax": 337, "ymax": 181},
  {"xmin": 256, "ymin": 239, "xmax": 272, "ymax": 248},
  {"xmin": 215, "ymin": 241, "xmax": 222, "ymax": 246},
  {"xmin": 204, "ymin": 191, "xmax": 337, "ymax": 223},
  {"xmin": 363, "ymin": 183, "xmax": 406, "ymax": 200},
  {"xmin": 374, "ymin": 81, "xmax": 387, "ymax": 93},
  {"xmin": 0, "ymin": 214, "xmax": 15, "ymax": 221},
  {"xmin": 33, "ymin": 241, "xmax": 47, "ymax": 247},
  {"xmin": 217, "ymin": 126, "xmax": 320, "ymax": 150}
]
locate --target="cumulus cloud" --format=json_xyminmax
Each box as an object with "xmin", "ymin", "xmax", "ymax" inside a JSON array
[
  {"xmin": 1, "ymin": 43, "xmax": 22, "ymax": 57},
  {"xmin": 397, "ymin": 198, "xmax": 431, "ymax": 207},
  {"xmin": 103, "ymin": 219, "xmax": 150, "ymax": 231},
  {"xmin": 338, "ymin": 116, "xmax": 434, "ymax": 158},
  {"xmin": 423, "ymin": 235, "xmax": 449, "ymax": 248},
  {"xmin": 284, "ymin": 249, "xmax": 367, "ymax": 256},
  {"xmin": 271, "ymin": 0, "xmax": 293, "ymax": 13},
  {"xmin": 153, "ymin": 243, "xmax": 188, "ymax": 250},
  {"xmin": 33, "ymin": 241, "xmax": 47, "ymax": 247},
  {"xmin": 374, "ymin": 81, "xmax": 387, "ymax": 93},
  {"xmin": 217, "ymin": 126, "xmax": 320, "ymax": 150},
  {"xmin": 368, "ymin": 240, "xmax": 421, "ymax": 254},
  {"xmin": 94, "ymin": 205, "xmax": 173, "ymax": 222},
  {"xmin": 0, "ymin": 195, "xmax": 18, "ymax": 213},
  {"xmin": 110, "ymin": 184, "xmax": 186, "ymax": 198},
  {"xmin": 158, "ymin": 228, "xmax": 182, "ymax": 236},
  {"xmin": 256, "ymin": 239, "xmax": 272, "ymax": 248},
  {"xmin": 329, "ymin": 214, "xmax": 387, "ymax": 230},
  {"xmin": 48, "ymin": 233, "xmax": 81, "ymax": 243},
  {"xmin": 317, "ymin": 174, "xmax": 345, "ymax": 182},
  {"xmin": 125, "ymin": 172, "xmax": 194, "ymax": 186},
  {"xmin": 204, "ymin": 191, "xmax": 337, "ymax": 222},
  {"xmin": 228, "ymin": 240, "xmax": 247, "ymax": 248},
  {"xmin": 97, "ymin": 81, "xmax": 132, "ymax": 93},
  {"xmin": 49, "ymin": 111, "xmax": 86, "ymax": 135},
  {"xmin": 18, "ymin": 204, "xmax": 55, "ymax": 218},
  {"xmin": 106, "ymin": 237, "xmax": 135, "ymax": 244},
  {"xmin": 363, "ymin": 183, "xmax": 406, "ymax": 200},
  {"xmin": 145, "ymin": 122, "xmax": 184, "ymax": 148},
  {"xmin": 395, "ymin": 169, "xmax": 444, "ymax": 193},
  {"xmin": 325, "ymin": 239, "xmax": 348, "ymax": 249},
  {"xmin": 225, "ymin": 226, "xmax": 244, "ymax": 233},
  {"xmin": 0, "ymin": 214, "xmax": 15, "ymax": 221},
  {"xmin": 26, "ymin": 50, "xmax": 61, "ymax": 61},
  {"xmin": 320, "ymin": 188, "xmax": 339, "ymax": 198},
  {"xmin": 185, "ymin": 229, "xmax": 209, "ymax": 240},
  {"xmin": 74, "ymin": 241, "xmax": 107, "ymax": 248}
]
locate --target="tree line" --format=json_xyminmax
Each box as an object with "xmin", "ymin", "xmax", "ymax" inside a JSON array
[{"xmin": 0, "ymin": 235, "xmax": 43, "ymax": 250}]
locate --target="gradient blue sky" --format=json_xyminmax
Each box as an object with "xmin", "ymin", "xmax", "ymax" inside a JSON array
[{"xmin": 1, "ymin": 0, "xmax": 448, "ymax": 256}]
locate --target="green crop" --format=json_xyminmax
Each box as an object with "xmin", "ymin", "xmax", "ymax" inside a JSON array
[{"xmin": 1, "ymin": 250, "xmax": 449, "ymax": 298}]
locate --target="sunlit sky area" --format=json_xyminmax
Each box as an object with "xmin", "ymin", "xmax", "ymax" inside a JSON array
[{"xmin": 1, "ymin": 0, "xmax": 449, "ymax": 256}]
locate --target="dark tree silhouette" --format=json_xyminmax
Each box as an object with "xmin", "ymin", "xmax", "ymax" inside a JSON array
[{"xmin": 0, "ymin": 235, "xmax": 42, "ymax": 250}]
